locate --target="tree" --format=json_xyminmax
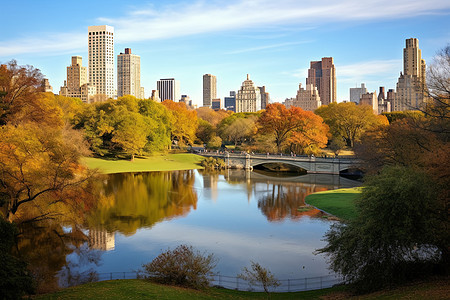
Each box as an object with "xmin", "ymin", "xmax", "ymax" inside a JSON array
[
  {"xmin": 258, "ymin": 103, "xmax": 328, "ymax": 153},
  {"xmin": 317, "ymin": 165, "xmax": 444, "ymax": 293},
  {"xmin": 111, "ymin": 111, "xmax": 149, "ymax": 161},
  {"xmin": 238, "ymin": 261, "xmax": 280, "ymax": 296},
  {"xmin": 315, "ymin": 102, "xmax": 388, "ymax": 147},
  {"xmin": 196, "ymin": 118, "xmax": 215, "ymax": 144},
  {"xmin": 196, "ymin": 107, "xmax": 231, "ymax": 126},
  {"xmin": 0, "ymin": 60, "xmax": 44, "ymax": 125},
  {"xmin": 0, "ymin": 124, "xmax": 94, "ymax": 223},
  {"xmin": 142, "ymin": 245, "xmax": 217, "ymax": 289},
  {"xmin": 222, "ymin": 116, "xmax": 257, "ymax": 147},
  {"xmin": 162, "ymin": 100, "xmax": 198, "ymax": 147}
]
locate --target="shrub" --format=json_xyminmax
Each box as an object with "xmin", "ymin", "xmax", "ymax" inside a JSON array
[
  {"xmin": 142, "ymin": 245, "xmax": 217, "ymax": 289},
  {"xmin": 200, "ymin": 157, "xmax": 226, "ymax": 170},
  {"xmin": 238, "ymin": 261, "xmax": 280, "ymax": 295}
]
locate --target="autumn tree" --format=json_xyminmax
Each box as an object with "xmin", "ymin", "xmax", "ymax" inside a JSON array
[
  {"xmin": 258, "ymin": 103, "xmax": 329, "ymax": 153},
  {"xmin": 0, "ymin": 123, "xmax": 95, "ymax": 223},
  {"xmin": 222, "ymin": 116, "xmax": 257, "ymax": 147},
  {"xmin": 0, "ymin": 60, "xmax": 44, "ymax": 125},
  {"xmin": 315, "ymin": 102, "xmax": 388, "ymax": 148},
  {"xmin": 162, "ymin": 100, "xmax": 198, "ymax": 147},
  {"xmin": 196, "ymin": 107, "xmax": 231, "ymax": 126}
]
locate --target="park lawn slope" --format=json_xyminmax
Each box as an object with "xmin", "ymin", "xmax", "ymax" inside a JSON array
[
  {"xmin": 35, "ymin": 279, "xmax": 340, "ymax": 300},
  {"xmin": 82, "ymin": 153, "xmax": 204, "ymax": 174},
  {"xmin": 305, "ymin": 187, "xmax": 362, "ymax": 221}
]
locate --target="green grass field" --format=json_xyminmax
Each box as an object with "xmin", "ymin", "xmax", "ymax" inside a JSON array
[
  {"xmin": 82, "ymin": 153, "xmax": 204, "ymax": 174},
  {"xmin": 35, "ymin": 277, "xmax": 449, "ymax": 300},
  {"xmin": 35, "ymin": 279, "xmax": 339, "ymax": 300},
  {"xmin": 305, "ymin": 187, "xmax": 362, "ymax": 221}
]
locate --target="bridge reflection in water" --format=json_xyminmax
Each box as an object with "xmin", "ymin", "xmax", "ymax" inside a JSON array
[{"xmin": 200, "ymin": 169, "xmax": 361, "ymax": 222}]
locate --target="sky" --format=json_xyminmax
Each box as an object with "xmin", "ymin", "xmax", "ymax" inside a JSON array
[{"xmin": 1, "ymin": 0, "xmax": 449, "ymax": 106}]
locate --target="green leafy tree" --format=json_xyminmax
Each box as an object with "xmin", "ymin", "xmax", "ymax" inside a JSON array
[
  {"xmin": 317, "ymin": 165, "xmax": 444, "ymax": 293},
  {"xmin": 112, "ymin": 111, "xmax": 149, "ymax": 160},
  {"xmin": 315, "ymin": 102, "xmax": 388, "ymax": 147}
]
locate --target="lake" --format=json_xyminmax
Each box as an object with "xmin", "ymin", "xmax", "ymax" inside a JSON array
[{"xmin": 17, "ymin": 169, "xmax": 360, "ymax": 291}]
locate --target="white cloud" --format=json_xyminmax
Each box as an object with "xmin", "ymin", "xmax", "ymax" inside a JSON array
[
  {"xmin": 225, "ymin": 41, "xmax": 312, "ymax": 55},
  {"xmin": 1, "ymin": 0, "xmax": 449, "ymax": 57},
  {"xmin": 337, "ymin": 59, "xmax": 401, "ymax": 78}
]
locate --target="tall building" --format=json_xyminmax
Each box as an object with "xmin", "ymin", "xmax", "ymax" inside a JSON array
[
  {"xmin": 203, "ymin": 74, "xmax": 217, "ymax": 107},
  {"xmin": 88, "ymin": 25, "xmax": 115, "ymax": 98},
  {"xmin": 117, "ymin": 48, "xmax": 142, "ymax": 98},
  {"xmin": 360, "ymin": 92, "xmax": 378, "ymax": 114},
  {"xmin": 157, "ymin": 78, "xmax": 180, "ymax": 102},
  {"xmin": 306, "ymin": 57, "xmax": 336, "ymax": 105},
  {"xmin": 41, "ymin": 79, "xmax": 53, "ymax": 93},
  {"xmin": 59, "ymin": 56, "xmax": 96, "ymax": 103},
  {"xmin": 224, "ymin": 91, "xmax": 236, "ymax": 112},
  {"xmin": 349, "ymin": 83, "xmax": 368, "ymax": 104},
  {"xmin": 393, "ymin": 38, "xmax": 427, "ymax": 111},
  {"xmin": 293, "ymin": 83, "xmax": 321, "ymax": 111},
  {"xmin": 258, "ymin": 86, "xmax": 270, "ymax": 109},
  {"xmin": 235, "ymin": 74, "xmax": 261, "ymax": 113},
  {"xmin": 211, "ymin": 98, "xmax": 221, "ymax": 110}
]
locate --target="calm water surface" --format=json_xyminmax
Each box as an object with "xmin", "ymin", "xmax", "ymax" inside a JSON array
[{"xmin": 19, "ymin": 169, "xmax": 360, "ymax": 289}]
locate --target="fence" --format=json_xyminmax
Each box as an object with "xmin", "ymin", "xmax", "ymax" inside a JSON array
[{"xmin": 89, "ymin": 271, "xmax": 343, "ymax": 293}]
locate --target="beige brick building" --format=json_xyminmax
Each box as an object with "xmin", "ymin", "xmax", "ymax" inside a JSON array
[
  {"xmin": 393, "ymin": 38, "xmax": 427, "ymax": 111},
  {"xmin": 117, "ymin": 48, "xmax": 142, "ymax": 98},
  {"xmin": 293, "ymin": 83, "xmax": 321, "ymax": 111},
  {"xmin": 235, "ymin": 74, "xmax": 261, "ymax": 113},
  {"xmin": 203, "ymin": 74, "xmax": 217, "ymax": 108}
]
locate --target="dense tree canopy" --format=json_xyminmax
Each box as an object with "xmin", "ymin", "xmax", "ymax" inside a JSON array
[
  {"xmin": 162, "ymin": 100, "xmax": 198, "ymax": 147},
  {"xmin": 315, "ymin": 102, "xmax": 388, "ymax": 147},
  {"xmin": 258, "ymin": 103, "xmax": 329, "ymax": 154}
]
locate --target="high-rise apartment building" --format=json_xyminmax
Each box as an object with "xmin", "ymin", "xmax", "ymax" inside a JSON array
[
  {"xmin": 349, "ymin": 83, "xmax": 368, "ymax": 104},
  {"xmin": 59, "ymin": 56, "xmax": 96, "ymax": 103},
  {"xmin": 203, "ymin": 74, "xmax": 217, "ymax": 107},
  {"xmin": 117, "ymin": 48, "xmax": 142, "ymax": 98},
  {"xmin": 393, "ymin": 38, "xmax": 427, "ymax": 111},
  {"xmin": 157, "ymin": 78, "xmax": 180, "ymax": 102},
  {"xmin": 258, "ymin": 86, "xmax": 270, "ymax": 109},
  {"xmin": 360, "ymin": 92, "xmax": 378, "ymax": 114},
  {"xmin": 306, "ymin": 57, "xmax": 336, "ymax": 105},
  {"xmin": 224, "ymin": 91, "xmax": 236, "ymax": 112},
  {"xmin": 235, "ymin": 74, "xmax": 261, "ymax": 113},
  {"xmin": 293, "ymin": 83, "xmax": 321, "ymax": 111},
  {"xmin": 88, "ymin": 25, "xmax": 115, "ymax": 98},
  {"xmin": 211, "ymin": 98, "xmax": 221, "ymax": 110}
]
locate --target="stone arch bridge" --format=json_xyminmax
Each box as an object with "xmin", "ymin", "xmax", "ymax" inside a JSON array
[{"xmin": 201, "ymin": 153, "xmax": 360, "ymax": 175}]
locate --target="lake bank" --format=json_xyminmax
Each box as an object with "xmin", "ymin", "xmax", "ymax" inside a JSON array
[
  {"xmin": 304, "ymin": 187, "xmax": 362, "ymax": 221},
  {"xmin": 82, "ymin": 153, "xmax": 204, "ymax": 174}
]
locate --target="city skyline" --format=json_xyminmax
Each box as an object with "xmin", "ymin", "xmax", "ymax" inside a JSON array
[{"xmin": 0, "ymin": 0, "xmax": 449, "ymax": 106}]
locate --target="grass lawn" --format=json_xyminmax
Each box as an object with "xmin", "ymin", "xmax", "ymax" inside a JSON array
[
  {"xmin": 34, "ymin": 279, "xmax": 341, "ymax": 300},
  {"xmin": 35, "ymin": 277, "xmax": 450, "ymax": 300},
  {"xmin": 82, "ymin": 153, "xmax": 204, "ymax": 174},
  {"xmin": 305, "ymin": 187, "xmax": 362, "ymax": 221}
]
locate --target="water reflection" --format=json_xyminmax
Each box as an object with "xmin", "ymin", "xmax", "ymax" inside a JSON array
[
  {"xmin": 16, "ymin": 169, "xmax": 360, "ymax": 291},
  {"xmin": 86, "ymin": 170, "xmax": 198, "ymax": 235}
]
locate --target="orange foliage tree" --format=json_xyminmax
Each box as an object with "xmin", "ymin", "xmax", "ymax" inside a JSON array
[
  {"xmin": 162, "ymin": 100, "xmax": 198, "ymax": 147},
  {"xmin": 257, "ymin": 103, "xmax": 329, "ymax": 154}
]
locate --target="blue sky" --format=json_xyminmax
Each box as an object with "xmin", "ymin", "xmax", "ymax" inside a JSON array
[{"xmin": 1, "ymin": 0, "xmax": 449, "ymax": 106}]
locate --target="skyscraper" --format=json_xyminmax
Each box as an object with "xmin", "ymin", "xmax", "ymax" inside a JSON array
[
  {"xmin": 59, "ymin": 56, "xmax": 96, "ymax": 103},
  {"xmin": 224, "ymin": 91, "xmax": 236, "ymax": 112},
  {"xmin": 88, "ymin": 25, "xmax": 115, "ymax": 98},
  {"xmin": 258, "ymin": 86, "xmax": 270, "ymax": 109},
  {"xmin": 203, "ymin": 74, "xmax": 217, "ymax": 107},
  {"xmin": 235, "ymin": 74, "xmax": 261, "ymax": 113},
  {"xmin": 157, "ymin": 78, "xmax": 180, "ymax": 102},
  {"xmin": 306, "ymin": 57, "xmax": 336, "ymax": 105},
  {"xmin": 393, "ymin": 38, "xmax": 427, "ymax": 111},
  {"xmin": 293, "ymin": 83, "xmax": 321, "ymax": 111},
  {"xmin": 117, "ymin": 48, "xmax": 142, "ymax": 98},
  {"xmin": 349, "ymin": 83, "xmax": 368, "ymax": 104}
]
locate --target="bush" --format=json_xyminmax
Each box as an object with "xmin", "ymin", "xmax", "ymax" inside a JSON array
[
  {"xmin": 238, "ymin": 261, "xmax": 280, "ymax": 295},
  {"xmin": 142, "ymin": 245, "xmax": 217, "ymax": 289},
  {"xmin": 201, "ymin": 157, "xmax": 226, "ymax": 170}
]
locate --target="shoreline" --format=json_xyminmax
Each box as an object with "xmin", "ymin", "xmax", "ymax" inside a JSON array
[{"xmin": 82, "ymin": 153, "xmax": 204, "ymax": 174}]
